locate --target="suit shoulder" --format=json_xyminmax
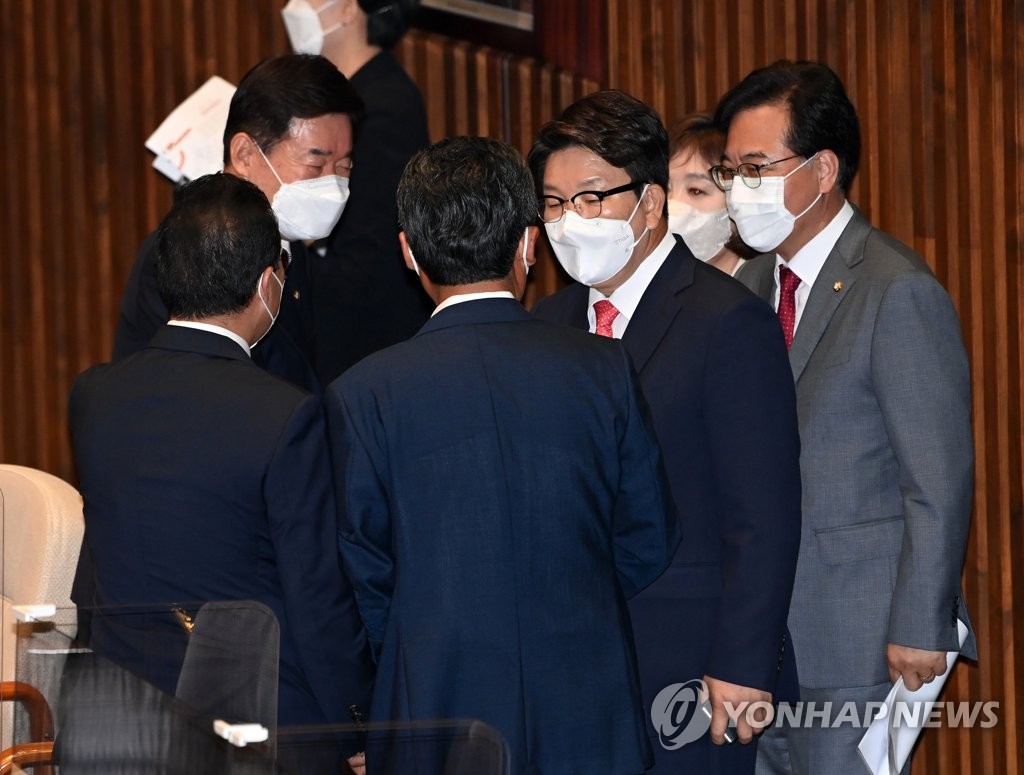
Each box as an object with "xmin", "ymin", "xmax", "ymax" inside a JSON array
[
  {"xmin": 735, "ymin": 252, "xmax": 775, "ymax": 282},
  {"xmin": 691, "ymin": 258, "xmax": 761, "ymax": 304},
  {"xmin": 861, "ymin": 228, "xmax": 933, "ymax": 277},
  {"xmin": 532, "ymin": 282, "xmax": 586, "ymax": 320}
]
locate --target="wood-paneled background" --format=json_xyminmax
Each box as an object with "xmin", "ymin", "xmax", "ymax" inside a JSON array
[{"xmin": 1, "ymin": 1, "xmax": 1020, "ymax": 772}]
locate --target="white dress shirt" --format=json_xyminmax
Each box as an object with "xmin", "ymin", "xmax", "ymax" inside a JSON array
[
  {"xmin": 772, "ymin": 201, "xmax": 854, "ymax": 331},
  {"xmin": 432, "ymin": 291, "xmax": 515, "ymax": 316},
  {"xmin": 586, "ymin": 231, "xmax": 676, "ymax": 338}
]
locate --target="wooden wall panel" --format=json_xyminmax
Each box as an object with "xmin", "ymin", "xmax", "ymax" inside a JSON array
[
  {"xmin": 606, "ymin": 1, "xmax": 1023, "ymax": 773},
  {"xmin": 387, "ymin": 29, "xmax": 600, "ymax": 306},
  {"xmin": 2, "ymin": 1, "xmax": 1020, "ymax": 772}
]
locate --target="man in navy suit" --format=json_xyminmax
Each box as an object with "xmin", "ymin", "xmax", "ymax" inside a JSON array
[
  {"xmin": 113, "ymin": 54, "xmax": 364, "ymax": 394},
  {"xmin": 531, "ymin": 90, "xmax": 802, "ymax": 774},
  {"xmin": 325, "ymin": 136, "xmax": 681, "ymax": 774},
  {"xmin": 69, "ymin": 174, "xmax": 372, "ymax": 733}
]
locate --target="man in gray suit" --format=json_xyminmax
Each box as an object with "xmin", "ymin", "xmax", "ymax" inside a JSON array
[{"xmin": 713, "ymin": 60, "xmax": 975, "ymax": 773}]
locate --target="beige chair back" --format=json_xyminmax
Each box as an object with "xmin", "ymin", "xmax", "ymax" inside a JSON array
[{"xmin": 0, "ymin": 464, "xmax": 85, "ymax": 750}]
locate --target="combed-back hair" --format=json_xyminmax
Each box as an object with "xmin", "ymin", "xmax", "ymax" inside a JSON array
[
  {"xmin": 157, "ymin": 173, "xmax": 281, "ymax": 319},
  {"xmin": 528, "ymin": 90, "xmax": 670, "ymax": 196},
  {"xmin": 222, "ymin": 53, "xmax": 363, "ymax": 164},
  {"xmin": 714, "ymin": 60, "xmax": 861, "ymax": 192},
  {"xmin": 397, "ymin": 136, "xmax": 536, "ymax": 286}
]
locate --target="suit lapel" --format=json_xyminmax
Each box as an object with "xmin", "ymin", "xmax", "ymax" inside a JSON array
[
  {"xmin": 788, "ymin": 210, "xmax": 871, "ymax": 382},
  {"xmin": 622, "ymin": 245, "xmax": 693, "ymax": 373}
]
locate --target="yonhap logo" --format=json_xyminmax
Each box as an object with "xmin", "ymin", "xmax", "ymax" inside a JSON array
[{"xmin": 650, "ymin": 679, "xmax": 711, "ymax": 749}]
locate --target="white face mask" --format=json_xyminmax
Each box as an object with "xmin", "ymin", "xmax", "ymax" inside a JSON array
[
  {"xmin": 725, "ymin": 152, "xmax": 821, "ymax": 253},
  {"xmin": 667, "ymin": 200, "xmax": 732, "ymax": 262},
  {"xmin": 252, "ymin": 270, "xmax": 285, "ymax": 347},
  {"xmin": 256, "ymin": 144, "xmax": 350, "ymax": 242},
  {"xmin": 281, "ymin": 0, "xmax": 340, "ymax": 55},
  {"xmin": 544, "ymin": 184, "xmax": 650, "ymax": 286}
]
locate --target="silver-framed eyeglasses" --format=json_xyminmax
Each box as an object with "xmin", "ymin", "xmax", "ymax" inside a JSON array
[
  {"xmin": 539, "ymin": 181, "xmax": 645, "ymax": 223},
  {"xmin": 709, "ymin": 154, "xmax": 806, "ymax": 191}
]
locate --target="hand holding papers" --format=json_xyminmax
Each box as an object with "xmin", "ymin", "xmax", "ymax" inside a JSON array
[
  {"xmin": 858, "ymin": 619, "xmax": 969, "ymax": 775},
  {"xmin": 145, "ymin": 76, "xmax": 236, "ymax": 183}
]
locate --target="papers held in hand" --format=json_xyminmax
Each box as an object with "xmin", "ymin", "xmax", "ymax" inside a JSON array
[
  {"xmin": 858, "ymin": 619, "xmax": 970, "ymax": 775},
  {"xmin": 145, "ymin": 76, "xmax": 236, "ymax": 184}
]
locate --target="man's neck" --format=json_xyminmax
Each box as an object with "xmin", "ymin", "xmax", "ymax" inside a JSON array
[
  {"xmin": 776, "ymin": 192, "xmax": 845, "ymax": 262},
  {"xmin": 593, "ymin": 220, "xmax": 669, "ymax": 296},
  {"xmin": 323, "ymin": 37, "xmax": 380, "ymax": 79}
]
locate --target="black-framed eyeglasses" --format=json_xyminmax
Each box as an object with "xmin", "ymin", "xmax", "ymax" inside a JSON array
[
  {"xmin": 709, "ymin": 154, "xmax": 806, "ymax": 191},
  {"xmin": 278, "ymin": 248, "xmax": 292, "ymax": 276},
  {"xmin": 539, "ymin": 181, "xmax": 645, "ymax": 223}
]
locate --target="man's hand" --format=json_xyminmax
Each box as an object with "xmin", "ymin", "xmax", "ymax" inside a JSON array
[
  {"xmin": 703, "ymin": 675, "xmax": 773, "ymax": 744},
  {"xmin": 887, "ymin": 644, "xmax": 947, "ymax": 691},
  {"xmin": 346, "ymin": 751, "xmax": 366, "ymax": 775}
]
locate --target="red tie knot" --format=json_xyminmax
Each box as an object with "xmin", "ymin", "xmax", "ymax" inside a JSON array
[{"xmin": 594, "ymin": 299, "xmax": 620, "ymax": 338}]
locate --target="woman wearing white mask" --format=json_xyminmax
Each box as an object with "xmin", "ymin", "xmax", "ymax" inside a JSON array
[
  {"xmin": 666, "ymin": 113, "xmax": 755, "ymax": 277},
  {"xmin": 281, "ymin": 0, "xmax": 434, "ymax": 385}
]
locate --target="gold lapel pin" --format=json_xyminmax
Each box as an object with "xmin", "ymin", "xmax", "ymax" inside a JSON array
[{"xmin": 833, "ymin": 281, "xmax": 843, "ymax": 292}]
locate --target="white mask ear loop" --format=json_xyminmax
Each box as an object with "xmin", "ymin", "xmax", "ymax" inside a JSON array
[
  {"xmin": 318, "ymin": 0, "xmax": 341, "ymax": 36},
  {"xmin": 629, "ymin": 184, "xmax": 651, "ymax": 247},
  {"xmin": 408, "ymin": 247, "xmax": 421, "ymax": 277},
  {"xmin": 259, "ymin": 271, "xmax": 284, "ymax": 323},
  {"xmin": 254, "ymin": 142, "xmax": 285, "ymax": 187},
  {"xmin": 522, "ymin": 227, "xmax": 530, "ymax": 275},
  {"xmin": 252, "ymin": 270, "xmax": 283, "ymax": 347}
]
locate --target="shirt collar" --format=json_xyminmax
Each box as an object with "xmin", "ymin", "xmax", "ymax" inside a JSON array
[
  {"xmin": 587, "ymin": 230, "xmax": 676, "ymax": 331},
  {"xmin": 432, "ymin": 291, "xmax": 516, "ymax": 317},
  {"xmin": 167, "ymin": 320, "xmax": 251, "ymax": 356}
]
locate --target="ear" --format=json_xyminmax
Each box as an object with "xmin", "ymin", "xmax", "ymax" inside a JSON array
[
  {"xmin": 338, "ymin": 0, "xmax": 360, "ymax": 25},
  {"xmin": 815, "ymin": 150, "xmax": 841, "ymax": 194},
  {"xmin": 398, "ymin": 232, "xmax": 417, "ymax": 271},
  {"xmin": 228, "ymin": 133, "xmax": 259, "ymax": 180},
  {"xmin": 255, "ymin": 265, "xmax": 277, "ymax": 301},
  {"xmin": 642, "ymin": 184, "xmax": 667, "ymax": 229}
]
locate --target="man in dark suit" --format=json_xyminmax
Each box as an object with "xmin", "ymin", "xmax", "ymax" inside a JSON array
[
  {"xmin": 530, "ymin": 90, "xmax": 802, "ymax": 774},
  {"xmin": 113, "ymin": 54, "xmax": 364, "ymax": 395},
  {"xmin": 283, "ymin": 0, "xmax": 435, "ymax": 384},
  {"xmin": 325, "ymin": 136, "xmax": 681, "ymax": 774},
  {"xmin": 715, "ymin": 60, "xmax": 975, "ymax": 774},
  {"xmin": 70, "ymin": 174, "xmax": 372, "ymax": 732}
]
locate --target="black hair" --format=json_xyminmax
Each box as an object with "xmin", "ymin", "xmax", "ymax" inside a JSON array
[
  {"xmin": 714, "ymin": 60, "xmax": 861, "ymax": 192},
  {"xmin": 222, "ymin": 53, "xmax": 363, "ymax": 164},
  {"xmin": 358, "ymin": 0, "xmax": 419, "ymax": 48},
  {"xmin": 397, "ymin": 136, "xmax": 536, "ymax": 286},
  {"xmin": 528, "ymin": 90, "xmax": 669, "ymax": 201},
  {"xmin": 156, "ymin": 174, "xmax": 280, "ymax": 319}
]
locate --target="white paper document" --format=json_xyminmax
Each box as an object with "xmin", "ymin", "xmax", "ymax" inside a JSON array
[
  {"xmin": 145, "ymin": 76, "xmax": 236, "ymax": 183},
  {"xmin": 857, "ymin": 619, "xmax": 969, "ymax": 775}
]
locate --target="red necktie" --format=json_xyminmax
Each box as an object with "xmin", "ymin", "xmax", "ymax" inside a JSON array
[
  {"xmin": 777, "ymin": 265, "xmax": 801, "ymax": 350},
  {"xmin": 594, "ymin": 300, "xmax": 620, "ymax": 338}
]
